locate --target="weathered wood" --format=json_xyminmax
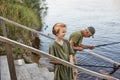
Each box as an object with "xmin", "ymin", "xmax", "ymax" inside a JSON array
[
  {"xmin": 39, "ymin": 66, "xmax": 54, "ymax": 80},
  {"xmin": 0, "ymin": 16, "xmax": 54, "ymax": 40},
  {"xmin": 25, "ymin": 63, "xmax": 44, "ymax": 80},
  {"xmin": 14, "ymin": 59, "xmax": 32, "ymax": 80},
  {"xmin": 5, "ymin": 44, "xmax": 17, "ymax": 80},
  {"xmin": 84, "ymin": 50, "xmax": 120, "ymax": 65},
  {"xmin": 0, "ymin": 56, "xmax": 11, "ymax": 80},
  {"xmin": 0, "ymin": 19, "xmax": 17, "ymax": 80},
  {"xmin": 0, "ymin": 16, "xmax": 120, "ymax": 79},
  {"xmin": 0, "ymin": 19, "xmax": 7, "ymax": 37},
  {"xmin": 0, "ymin": 36, "xmax": 119, "ymax": 80}
]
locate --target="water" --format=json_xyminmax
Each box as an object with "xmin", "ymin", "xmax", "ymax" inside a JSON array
[{"xmin": 40, "ymin": 0, "xmax": 120, "ymax": 79}]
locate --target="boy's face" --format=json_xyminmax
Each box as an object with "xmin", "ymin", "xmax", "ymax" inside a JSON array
[{"xmin": 56, "ymin": 27, "xmax": 66, "ymax": 39}]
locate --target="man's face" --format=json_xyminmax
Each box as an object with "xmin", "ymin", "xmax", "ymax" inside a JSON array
[{"xmin": 84, "ymin": 29, "xmax": 92, "ymax": 37}]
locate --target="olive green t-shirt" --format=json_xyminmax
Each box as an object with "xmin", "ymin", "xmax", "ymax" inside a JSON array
[
  {"xmin": 49, "ymin": 39, "xmax": 74, "ymax": 80},
  {"xmin": 69, "ymin": 30, "xmax": 83, "ymax": 53}
]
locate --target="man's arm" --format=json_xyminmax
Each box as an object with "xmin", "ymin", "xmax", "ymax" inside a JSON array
[
  {"xmin": 69, "ymin": 40, "xmax": 95, "ymax": 51},
  {"xmin": 69, "ymin": 40, "xmax": 84, "ymax": 51},
  {"xmin": 79, "ymin": 44, "xmax": 95, "ymax": 50}
]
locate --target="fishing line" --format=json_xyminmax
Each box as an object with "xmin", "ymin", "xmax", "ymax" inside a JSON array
[
  {"xmin": 41, "ymin": 32, "xmax": 120, "ymax": 48},
  {"xmin": 75, "ymin": 64, "xmax": 114, "ymax": 68},
  {"xmin": 95, "ymin": 42, "xmax": 120, "ymax": 47}
]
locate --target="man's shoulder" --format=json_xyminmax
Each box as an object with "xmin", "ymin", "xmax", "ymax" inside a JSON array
[
  {"xmin": 70, "ymin": 30, "xmax": 82, "ymax": 38},
  {"xmin": 71, "ymin": 30, "xmax": 81, "ymax": 35}
]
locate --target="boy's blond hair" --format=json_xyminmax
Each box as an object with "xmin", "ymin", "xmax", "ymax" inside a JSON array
[{"xmin": 52, "ymin": 23, "xmax": 66, "ymax": 35}]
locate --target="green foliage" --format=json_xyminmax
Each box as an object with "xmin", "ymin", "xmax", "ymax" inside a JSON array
[
  {"xmin": 0, "ymin": 3, "xmax": 41, "ymax": 28},
  {"xmin": 0, "ymin": 1, "xmax": 42, "ymax": 60},
  {"xmin": 23, "ymin": 0, "xmax": 41, "ymax": 15},
  {"xmin": 0, "ymin": 3, "xmax": 41, "ymax": 43}
]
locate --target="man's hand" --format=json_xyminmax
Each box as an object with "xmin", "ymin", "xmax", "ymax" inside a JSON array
[
  {"xmin": 88, "ymin": 46, "xmax": 95, "ymax": 50},
  {"xmin": 78, "ymin": 47, "xmax": 84, "ymax": 51}
]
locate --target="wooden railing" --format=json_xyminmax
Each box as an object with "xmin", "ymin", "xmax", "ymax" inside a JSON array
[
  {"xmin": 0, "ymin": 36, "xmax": 119, "ymax": 80},
  {"xmin": 0, "ymin": 16, "xmax": 119, "ymax": 80},
  {"xmin": 0, "ymin": 18, "xmax": 17, "ymax": 80}
]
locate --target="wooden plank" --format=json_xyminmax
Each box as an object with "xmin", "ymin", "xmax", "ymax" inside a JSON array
[
  {"xmin": 0, "ymin": 16, "xmax": 54, "ymax": 40},
  {"xmin": 39, "ymin": 66, "xmax": 54, "ymax": 80},
  {"xmin": 0, "ymin": 19, "xmax": 17, "ymax": 80},
  {"xmin": 25, "ymin": 63, "xmax": 44, "ymax": 80},
  {"xmin": 5, "ymin": 44, "xmax": 17, "ymax": 80},
  {"xmin": 0, "ymin": 19, "xmax": 7, "ymax": 37},
  {"xmin": 0, "ymin": 36, "xmax": 119, "ymax": 80},
  {"xmin": 83, "ymin": 50, "xmax": 120, "ymax": 65},
  {"xmin": 0, "ymin": 56, "xmax": 11, "ymax": 80},
  {"xmin": 14, "ymin": 59, "xmax": 32, "ymax": 80}
]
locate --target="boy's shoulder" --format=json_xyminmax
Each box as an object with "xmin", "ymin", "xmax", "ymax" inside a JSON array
[
  {"xmin": 63, "ymin": 39, "xmax": 68, "ymax": 42},
  {"xmin": 49, "ymin": 41, "xmax": 56, "ymax": 47},
  {"xmin": 63, "ymin": 39, "xmax": 70, "ymax": 45}
]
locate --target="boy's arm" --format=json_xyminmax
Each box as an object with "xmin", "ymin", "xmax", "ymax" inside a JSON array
[
  {"xmin": 69, "ymin": 54, "xmax": 74, "ymax": 64},
  {"xmin": 69, "ymin": 54, "xmax": 78, "ymax": 79}
]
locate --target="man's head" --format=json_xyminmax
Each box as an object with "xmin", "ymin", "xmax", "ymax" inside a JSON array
[{"xmin": 82, "ymin": 26, "xmax": 95, "ymax": 38}]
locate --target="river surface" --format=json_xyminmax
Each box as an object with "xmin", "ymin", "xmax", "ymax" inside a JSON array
[{"xmin": 40, "ymin": 0, "xmax": 120, "ymax": 79}]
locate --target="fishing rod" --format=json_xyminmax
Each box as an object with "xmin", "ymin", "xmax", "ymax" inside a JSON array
[
  {"xmin": 45, "ymin": 34, "xmax": 120, "ymax": 48},
  {"xmin": 95, "ymin": 42, "xmax": 120, "ymax": 47},
  {"xmin": 76, "ymin": 63, "xmax": 120, "ymax": 75},
  {"xmin": 102, "ymin": 64, "xmax": 120, "ymax": 80},
  {"xmin": 75, "ymin": 64, "xmax": 114, "ymax": 68}
]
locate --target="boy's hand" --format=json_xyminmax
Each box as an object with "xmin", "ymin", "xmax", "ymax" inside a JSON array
[{"xmin": 73, "ymin": 69, "xmax": 78, "ymax": 76}]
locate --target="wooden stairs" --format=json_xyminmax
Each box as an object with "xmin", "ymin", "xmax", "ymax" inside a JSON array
[{"xmin": 0, "ymin": 56, "xmax": 54, "ymax": 80}]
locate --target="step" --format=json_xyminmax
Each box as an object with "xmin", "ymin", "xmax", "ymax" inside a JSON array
[
  {"xmin": 39, "ymin": 58, "xmax": 54, "ymax": 80},
  {"xmin": 0, "ymin": 56, "xmax": 54, "ymax": 80},
  {"xmin": 25, "ymin": 63, "xmax": 44, "ymax": 80},
  {"xmin": 0, "ymin": 56, "xmax": 11, "ymax": 80},
  {"xmin": 39, "ymin": 66, "xmax": 54, "ymax": 80},
  {"xmin": 14, "ymin": 59, "xmax": 32, "ymax": 80}
]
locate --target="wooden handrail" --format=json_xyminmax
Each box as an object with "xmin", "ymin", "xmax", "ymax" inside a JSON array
[
  {"xmin": 0, "ymin": 36, "xmax": 119, "ymax": 80},
  {"xmin": 0, "ymin": 16, "xmax": 54, "ymax": 40},
  {"xmin": 83, "ymin": 50, "xmax": 120, "ymax": 66},
  {"xmin": 0, "ymin": 19, "xmax": 17, "ymax": 80},
  {"xmin": 0, "ymin": 16, "xmax": 120, "ymax": 66},
  {"xmin": 0, "ymin": 16, "xmax": 120, "ymax": 65},
  {"xmin": 0, "ymin": 16, "xmax": 119, "ymax": 80}
]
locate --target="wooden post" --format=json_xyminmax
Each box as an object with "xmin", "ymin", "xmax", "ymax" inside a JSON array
[{"xmin": 0, "ymin": 19, "xmax": 17, "ymax": 80}]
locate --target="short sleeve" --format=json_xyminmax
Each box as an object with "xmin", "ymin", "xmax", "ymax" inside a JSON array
[
  {"xmin": 69, "ymin": 45, "xmax": 75, "ymax": 55},
  {"xmin": 65, "ymin": 40, "xmax": 75, "ymax": 55},
  {"xmin": 49, "ymin": 44, "xmax": 55, "ymax": 55},
  {"xmin": 69, "ymin": 31, "xmax": 80, "ymax": 44}
]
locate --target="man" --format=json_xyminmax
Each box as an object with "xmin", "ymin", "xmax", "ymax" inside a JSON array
[
  {"xmin": 69, "ymin": 26, "xmax": 95, "ymax": 53},
  {"xmin": 69, "ymin": 26, "xmax": 95, "ymax": 80}
]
